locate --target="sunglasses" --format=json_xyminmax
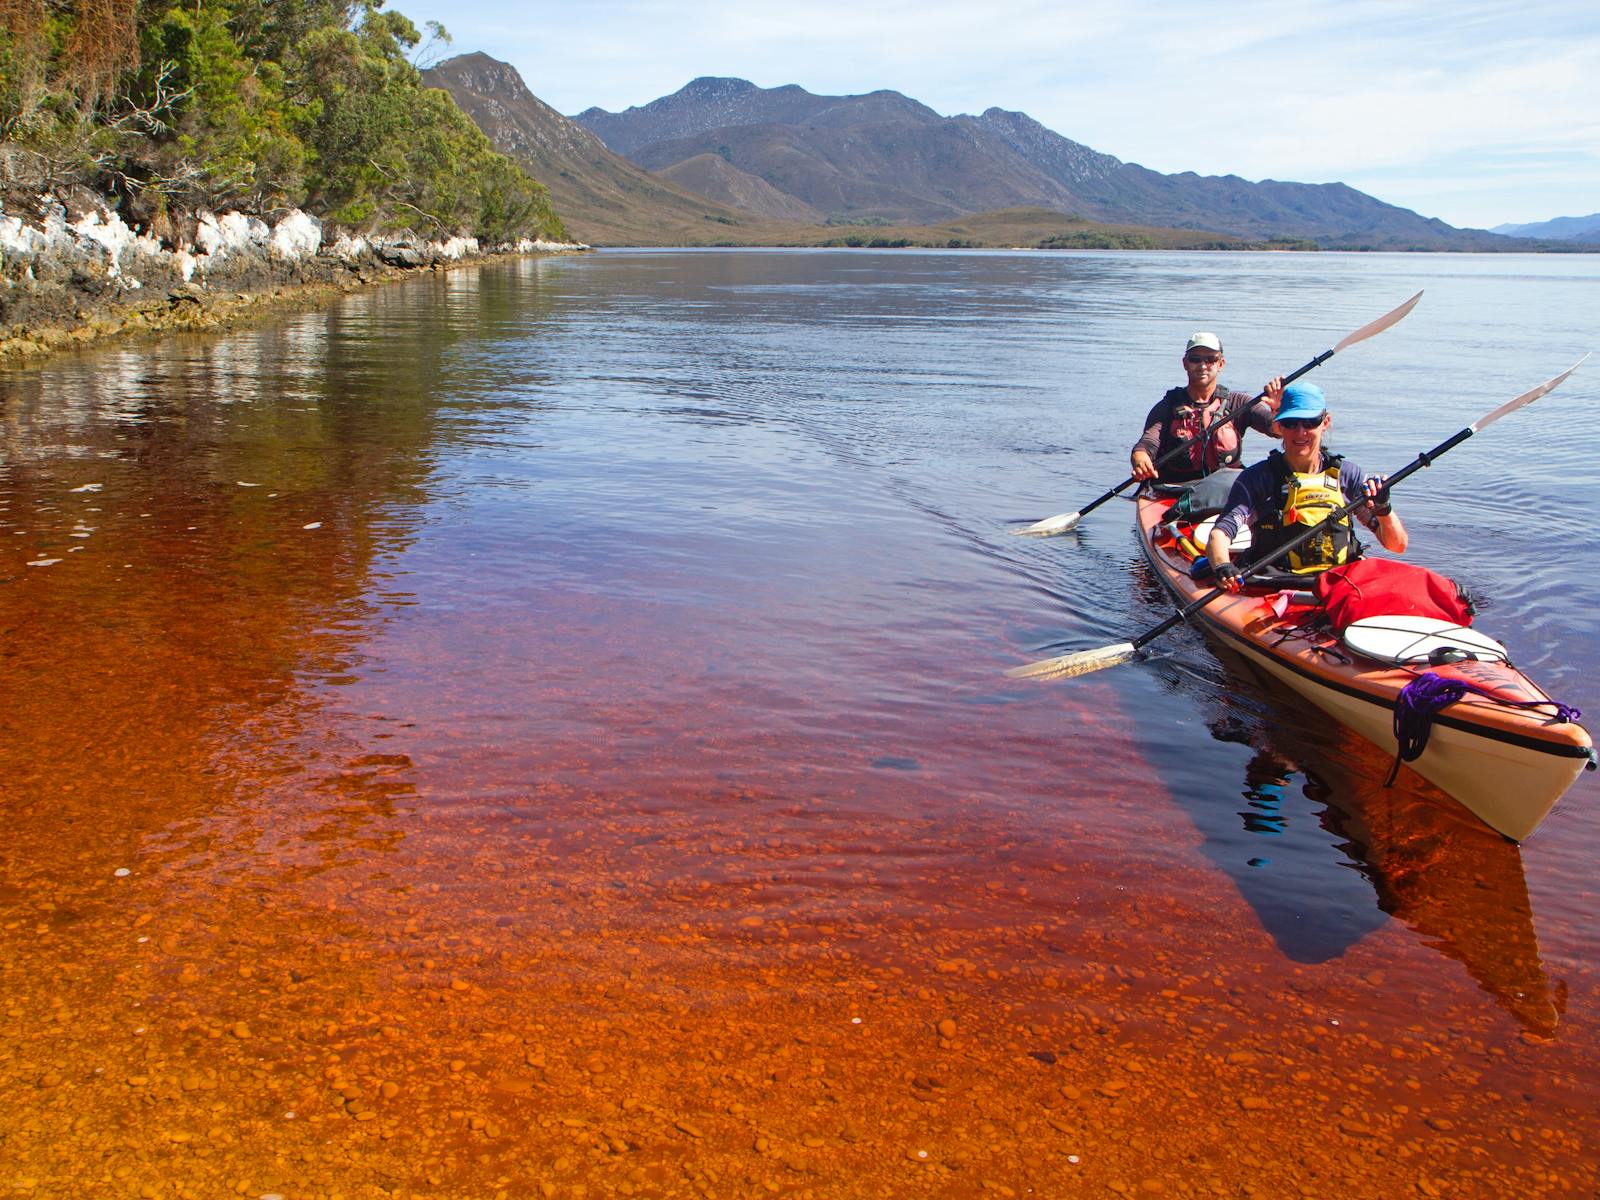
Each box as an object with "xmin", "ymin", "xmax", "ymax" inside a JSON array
[
  {"xmin": 1185, "ymin": 354, "xmax": 1221, "ymax": 365},
  {"xmin": 1277, "ymin": 416, "xmax": 1324, "ymax": 430}
]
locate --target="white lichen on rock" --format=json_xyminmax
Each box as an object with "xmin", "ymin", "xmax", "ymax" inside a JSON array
[
  {"xmin": 3, "ymin": 190, "xmax": 587, "ymax": 346},
  {"xmin": 269, "ymin": 210, "xmax": 323, "ymax": 260},
  {"xmin": 195, "ymin": 211, "xmax": 270, "ymax": 260},
  {"xmin": 67, "ymin": 208, "xmax": 164, "ymax": 278}
]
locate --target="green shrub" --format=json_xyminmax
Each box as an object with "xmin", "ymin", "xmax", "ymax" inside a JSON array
[{"xmin": 0, "ymin": 0, "xmax": 566, "ymax": 242}]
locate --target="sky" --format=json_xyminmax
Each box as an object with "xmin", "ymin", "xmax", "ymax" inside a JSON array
[{"xmin": 395, "ymin": 0, "xmax": 1600, "ymax": 230}]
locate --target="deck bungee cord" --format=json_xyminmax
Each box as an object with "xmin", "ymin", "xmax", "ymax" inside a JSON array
[{"xmin": 1390, "ymin": 672, "xmax": 1586, "ymax": 786}]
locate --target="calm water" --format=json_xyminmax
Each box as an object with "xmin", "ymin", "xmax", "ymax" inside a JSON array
[{"xmin": 2, "ymin": 249, "xmax": 1597, "ymax": 1197}]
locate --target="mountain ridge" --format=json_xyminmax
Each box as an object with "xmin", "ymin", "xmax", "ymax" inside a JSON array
[
  {"xmin": 424, "ymin": 55, "xmax": 795, "ymax": 245},
  {"xmin": 428, "ymin": 56, "xmax": 1585, "ymax": 251},
  {"xmin": 574, "ymin": 77, "xmax": 943, "ymax": 157},
  {"xmin": 573, "ymin": 77, "xmax": 1519, "ymax": 250},
  {"xmin": 1492, "ymin": 213, "xmax": 1600, "ymax": 242}
]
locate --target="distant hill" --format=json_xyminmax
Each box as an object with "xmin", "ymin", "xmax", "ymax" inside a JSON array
[
  {"xmin": 655, "ymin": 154, "xmax": 824, "ymax": 222},
  {"xmin": 776, "ymin": 207, "xmax": 1268, "ymax": 251},
  {"xmin": 966, "ymin": 108, "xmax": 1502, "ymax": 249},
  {"xmin": 628, "ymin": 118, "xmax": 1087, "ymax": 225},
  {"xmin": 574, "ymin": 78, "xmax": 1521, "ymax": 250},
  {"xmin": 1492, "ymin": 213, "xmax": 1600, "ymax": 242},
  {"xmin": 423, "ymin": 54, "xmax": 800, "ymax": 246}
]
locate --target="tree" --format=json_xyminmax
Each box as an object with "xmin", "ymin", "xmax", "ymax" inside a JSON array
[{"xmin": 1, "ymin": 0, "xmax": 568, "ymax": 243}]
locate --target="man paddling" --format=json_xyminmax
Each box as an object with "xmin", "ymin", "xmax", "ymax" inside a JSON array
[
  {"xmin": 1130, "ymin": 333, "xmax": 1285, "ymax": 484},
  {"xmin": 1206, "ymin": 382, "xmax": 1407, "ymax": 591}
]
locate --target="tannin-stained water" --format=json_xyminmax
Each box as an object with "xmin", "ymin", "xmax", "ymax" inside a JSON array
[{"xmin": 1, "ymin": 250, "xmax": 1596, "ymax": 1198}]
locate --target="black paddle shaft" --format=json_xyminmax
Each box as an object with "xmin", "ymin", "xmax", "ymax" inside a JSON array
[
  {"xmin": 1130, "ymin": 424, "xmax": 1474, "ymax": 652},
  {"xmin": 1079, "ymin": 349, "xmax": 1336, "ymax": 522}
]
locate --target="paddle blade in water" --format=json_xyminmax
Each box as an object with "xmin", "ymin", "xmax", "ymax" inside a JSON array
[
  {"xmin": 1006, "ymin": 642, "xmax": 1139, "ymax": 681},
  {"xmin": 1015, "ymin": 510, "xmax": 1082, "ymax": 537}
]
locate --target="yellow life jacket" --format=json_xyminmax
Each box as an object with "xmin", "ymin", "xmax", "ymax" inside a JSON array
[{"xmin": 1253, "ymin": 451, "xmax": 1357, "ymax": 575}]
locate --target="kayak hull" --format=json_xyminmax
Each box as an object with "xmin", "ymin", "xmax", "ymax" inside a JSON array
[{"xmin": 1135, "ymin": 494, "xmax": 1594, "ymax": 841}]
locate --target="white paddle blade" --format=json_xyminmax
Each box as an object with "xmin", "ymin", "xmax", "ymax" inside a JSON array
[
  {"xmin": 1015, "ymin": 510, "xmax": 1082, "ymax": 537},
  {"xmin": 1471, "ymin": 354, "xmax": 1590, "ymax": 433},
  {"xmin": 1331, "ymin": 290, "xmax": 1423, "ymax": 355},
  {"xmin": 1006, "ymin": 642, "xmax": 1139, "ymax": 681}
]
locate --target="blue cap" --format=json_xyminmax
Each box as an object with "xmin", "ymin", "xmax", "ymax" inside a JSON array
[{"xmin": 1277, "ymin": 381, "xmax": 1327, "ymax": 422}]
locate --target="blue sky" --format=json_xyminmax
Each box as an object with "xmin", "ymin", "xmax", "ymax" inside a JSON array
[{"xmin": 398, "ymin": 0, "xmax": 1600, "ymax": 230}]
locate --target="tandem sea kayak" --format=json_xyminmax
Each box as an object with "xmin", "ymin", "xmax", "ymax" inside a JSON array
[{"xmin": 1135, "ymin": 491, "xmax": 1595, "ymax": 842}]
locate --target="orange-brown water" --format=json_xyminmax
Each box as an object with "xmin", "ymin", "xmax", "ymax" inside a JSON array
[{"xmin": 3, "ymin": 253, "xmax": 1597, "ymax": 1198}]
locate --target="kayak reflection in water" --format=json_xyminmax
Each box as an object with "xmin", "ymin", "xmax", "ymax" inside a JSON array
[
  {"xmin": 1129, "ymin": 331, "xmax": 1286, "ymax": 485},
  {"xmin": 1211, "ymin": 714, "xmax": 1562, "ymax": 1036}
]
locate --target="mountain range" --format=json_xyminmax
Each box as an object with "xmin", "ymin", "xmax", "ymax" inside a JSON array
[
  {"xmin": 425, "ymin": 55, "xmax": 1246, "ymax": 249},
  {"xmin": 570, "ymin": 75, "xmax": 1523, "ymax": 250},
  {"xmin": 428, "ymin": 55, "xmax": 1562, "ymax": 252},
  {"xmin": 1491, "ymin": 213, "xmax": 1600, "ymax": 243}
]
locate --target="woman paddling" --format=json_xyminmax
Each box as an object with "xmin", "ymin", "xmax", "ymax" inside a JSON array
[{"xmin": 1205, "ymin": 381, "xmax": 1407, "ymax": 590}]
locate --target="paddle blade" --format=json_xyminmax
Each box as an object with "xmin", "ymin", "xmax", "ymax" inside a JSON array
[
  {"xmin": 1331, "ymin": 290, "xmax": 1423, "ymax": 355},
  {"xmin": 1006, "ymin": 642, "xmax": 1139, "ymax": 681},
  {"xmin": 1470, "ymin": 354, "xmax": 1590, "ymax": 433},
  {"xmin": 1015, "ymin": 510, "xmax": 1081, "ymax": 537}
]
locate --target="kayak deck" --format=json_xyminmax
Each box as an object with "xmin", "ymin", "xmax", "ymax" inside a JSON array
[{"xmin": 1135, "ymin": 493, "xmax": 1594, "ymax": 841}]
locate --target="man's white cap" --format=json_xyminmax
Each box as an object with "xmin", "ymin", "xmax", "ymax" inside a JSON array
[{"xmin": 1185, "ymin": 332, "xmax": 1223, "ymax": 354}]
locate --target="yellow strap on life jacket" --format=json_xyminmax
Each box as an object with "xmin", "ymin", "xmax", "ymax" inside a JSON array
[{"xmin": 1279, "ymin": 467, "xmax": 1353, "ymax": 574}]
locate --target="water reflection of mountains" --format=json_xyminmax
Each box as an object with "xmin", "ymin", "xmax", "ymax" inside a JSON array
[{"xmin": 1131, "ymin": 566, "xmax": 1562, "ymax": 1036}]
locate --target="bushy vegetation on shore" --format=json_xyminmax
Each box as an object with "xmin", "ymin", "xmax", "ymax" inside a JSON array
[{"xmin": 0, "ymin": 0, "xmax": 567, "ymax": 242}]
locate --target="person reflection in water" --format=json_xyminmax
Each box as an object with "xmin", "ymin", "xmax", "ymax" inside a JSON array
[
  {"xmin": 1208, "ymin": 717, "xmax": 1300, "ymax": 852},
  {"xmin": 1239, "ymin": 749, "xmax": 1320, "ymax": 847}
]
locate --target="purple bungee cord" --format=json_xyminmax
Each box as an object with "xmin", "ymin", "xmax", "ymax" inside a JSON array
[{"xmin": 1387, "ymin": 671, "xmax": 1582, "ymax": 785}]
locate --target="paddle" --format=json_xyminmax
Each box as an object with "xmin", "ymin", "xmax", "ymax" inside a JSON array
[
  {"xmin": 1014, "ymin": 291, "xmax": 1425, "ymax": 537},
  {"xmin": 1008, "ymin": 357, "xmax": 1590, "ymax": 682}
]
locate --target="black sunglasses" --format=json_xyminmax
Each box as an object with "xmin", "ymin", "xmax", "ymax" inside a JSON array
[
  {"xmin": 1278, "ymin": 416, "xmax": 1324, "ymax": 430},
  {"xmin": 1184, "ymin": 353, "xmax": 1221, "ymax": 365}
]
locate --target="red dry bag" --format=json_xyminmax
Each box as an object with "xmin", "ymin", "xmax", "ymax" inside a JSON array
[{"xmin": 1313, "ymin": 558, "xmax": 1474, "ymax": 634}]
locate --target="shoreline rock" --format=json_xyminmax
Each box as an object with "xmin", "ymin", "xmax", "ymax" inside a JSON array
[{"xmin": 1, "ymin": 196, "xmax": 587, "ymax": 362}]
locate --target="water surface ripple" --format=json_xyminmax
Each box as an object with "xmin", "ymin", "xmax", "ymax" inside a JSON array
[{"xmin": 1, "ymin": 249, "xmax": 1596, "ymax": 1198}]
